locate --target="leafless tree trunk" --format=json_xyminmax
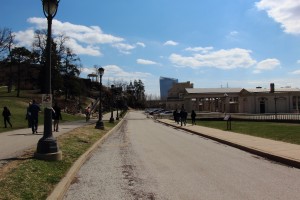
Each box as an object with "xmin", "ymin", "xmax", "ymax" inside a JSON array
[{"xmin": 0, "ymin": 28, "xmax": 15, "ymax": 93}]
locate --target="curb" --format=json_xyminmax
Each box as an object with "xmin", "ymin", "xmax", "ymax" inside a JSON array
[
  {"xmin": 156, "ymin": 119, "xmax": 300, "ymax": 169},
  {"xmin": 47, "ymin": 117, "xmax": 126, "ymax": 200}
]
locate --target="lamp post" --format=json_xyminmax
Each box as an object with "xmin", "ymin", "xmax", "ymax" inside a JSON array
[
  {"xmin": 35, "ymin": 0, "xmax": 62, "ymax": 161},
  {"xmin": 95, "ymin": 67, "xmax": 105, "ymax": 129},
  {"xmin": 274, "ymin": 96, "xmax": 277, "ymax": 120},
  {"xmin": 116, "ymin": 97, "xmax": 119, "ymax": 120},
  {"xmin": 109, "ymin": 85, "xmax": 115, "ymax": 123},
  {"xmin": 224, "ymin": 93, "xmax": 228, "ymax": 114}
]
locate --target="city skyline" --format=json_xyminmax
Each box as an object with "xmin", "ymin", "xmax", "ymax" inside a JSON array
[{"xmin": 1, "ymin": 0, "xmax": 300, "ymax": 96}]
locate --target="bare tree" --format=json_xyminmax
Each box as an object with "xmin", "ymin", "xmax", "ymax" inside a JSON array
[
  {"xmin": 32, "ymin": 29, "xmax": 47, "ymax": 64},
  {"xmin": 55, "ymin": 34, "xmax": 69, "ymax": 60},
  {"xmin": 0, "ymin": 28, "xmax": 14, "ymax": 59},
  {"xmin": 0, "ymin": 28, "xmax": 15, "ymax": 93},
  {"xmin": 9, "ymin": 47, "xmax": 32, "ymax": 97}
]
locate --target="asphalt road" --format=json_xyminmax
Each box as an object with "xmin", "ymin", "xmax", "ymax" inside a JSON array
[{"xmin": 64, "ymin": 111, "xmax": 300, "ymax": 200}]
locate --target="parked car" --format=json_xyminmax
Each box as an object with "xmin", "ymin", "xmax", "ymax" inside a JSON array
[
  {"xmin": 150, "ymin": 109, "xmax": 165, "ymax": 115},
  {"xmin": 160, "ymin": 110, "xmax": 173, "ymax": 115}
]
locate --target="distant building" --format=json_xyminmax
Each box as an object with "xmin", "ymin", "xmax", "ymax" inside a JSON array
[
  {"xmin": 166, "ymin": 81, "xmax": 194, "ymax": 110},
  {"xmin": 183, "ymin": 83, "xmax": 300, "ymax": 114},
  {"xmin": 159, "ymin": 77, "xmax": 178, "ymax": 100},
  {"xmin": 162, "ymin": 82, "xmax": 300, "ymax": 115}
]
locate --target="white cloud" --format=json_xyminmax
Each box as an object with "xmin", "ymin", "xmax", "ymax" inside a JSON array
[
  {"xmin": 27, "ymin": 18, "xmax": 124, "ymax": 44},
  {"xmin": 80, "ymin": 65, "xmax": 151, "ymax": 83},
  {"xmin": 137, "ymin": 59, "xmax": 157, "ymax": 65},
  {"xmin": 229, "ymin": 31, "xmax": 239, "ymax": 36},
  {"xmin": 163, "ymin": 40, "xmax": 178, "ymax": 46},
  {"xmin": 14, "ymin": 29, "xmax": 35, "ymax": 47},
  {"xmin": 253, "ymin": 70, "xmax": 262, "ymax": 74},
  {"xmin": 226, "ymin": 31, "xmax": 240, "ymax": 41},
  {"xmin": 14, "ymin": 17, "xmax": 125, "ymax": 56},
  {"xmin": 297, "ymin": 60, "xmax": 300, "ymax": 64},
  {"xmin": 185, "ymin": 46, "xmax": 214, "ymax": 53},
  {"xmin": 66, "ymin": 38, "xmax": 102, "ymax": 56},
  {"xmin": 253, "ymin": 58, "xmax": 280, "ymax": 73},
  {"xmin": 291, "ymin": 70, "xmax": 300, "ymax": 75},
  {"xmin": 256, "ymin": 0, "xmax": 300, "ymax": 35},
  {"xmin": 104, "ymin": 65, "xmax": 151, "ymax": 80},
  {"xmin": 169, "ymin": 48, "xmax": 257, "ymax": 70},
  {"xmin": 136, "ymin": 42, "xmax": 146, "ymax": 48},
  {"xmin": 112, "ymin": 43, "xmax": 135, "ymax": 54},
  {"xmin": 80, "ymin": 67, "xmax": 97, "ymax": 75}
]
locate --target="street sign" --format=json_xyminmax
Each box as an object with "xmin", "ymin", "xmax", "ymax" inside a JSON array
[{"xmin": 42, "ymin": 94, "xmax": 52, "ymax": 108}]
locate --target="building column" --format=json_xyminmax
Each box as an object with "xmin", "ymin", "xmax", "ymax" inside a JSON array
[{"xmin": 296, "ymin": 96, "xmax": 299, "ymax": 113}]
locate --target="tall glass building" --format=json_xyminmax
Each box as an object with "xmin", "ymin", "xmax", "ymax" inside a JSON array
[{"xmin": 159, "ymin": 77, "xmax": 178, "ymax": 100}]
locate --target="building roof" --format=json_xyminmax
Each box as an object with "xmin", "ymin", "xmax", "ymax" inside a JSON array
[
  {"xmin": 247, "ymin": 87, "xmax": 300, "ymax": 93},
  {"xmin": 159, "ymin": 76, "xmax": 178, "ymax": 81},
  {"xmin": 186, "ymin": 87, "xmax": 300, "ymax": 94},
  {"xmin": 186, "ymin": 88, "xmax": 243, "ymax": 94}
]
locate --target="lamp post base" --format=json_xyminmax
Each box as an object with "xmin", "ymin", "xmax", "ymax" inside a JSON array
[
  {"xmin": 35, "ymin": 137, "xmax": 62, "ymax": 161},
  {"xmin": 95, "ymin": 120, "xmax": 104, "ymax": 129},
  {"xmin": 34, "ymin": 151, "xmax": 62, "ymax": 161},
  {"xmin": 109, "ymin": 117, "xmax": 114, "ymax": 123}
]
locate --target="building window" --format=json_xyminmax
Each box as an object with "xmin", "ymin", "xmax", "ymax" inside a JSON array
[{"xmin": 292, "ymin": 96, "xmax": 300, "ymax": 109}]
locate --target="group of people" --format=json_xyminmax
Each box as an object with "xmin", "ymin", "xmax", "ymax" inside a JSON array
[
  {"xmin": 173, "ymin": 108, "xmax": 197, "ymax": 126},
  {"xmin": 2, "ymin": 100, "xmax": 62, "ymax": 134}
]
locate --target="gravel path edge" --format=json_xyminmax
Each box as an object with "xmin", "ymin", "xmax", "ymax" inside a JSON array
[{"xmin": 47, "ymin": 117, "xmax": 125, "ymax": 200}]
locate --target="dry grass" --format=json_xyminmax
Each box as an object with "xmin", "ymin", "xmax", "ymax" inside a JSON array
[{"xmin": 0, "ymin": 122, "xmax": 116, "ymax": 200}]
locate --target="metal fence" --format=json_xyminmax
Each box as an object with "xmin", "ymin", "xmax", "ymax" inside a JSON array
[{"xmin": 153, "ymin": 112, "xmax": 300, "ymax": 122}]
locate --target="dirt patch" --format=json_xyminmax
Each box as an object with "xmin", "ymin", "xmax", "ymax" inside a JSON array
[{"xmin": 0, "ymin": 149, "xmax": 34, "ymax": 180}]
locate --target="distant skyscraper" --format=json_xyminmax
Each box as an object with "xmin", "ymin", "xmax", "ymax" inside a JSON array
[{"xmin": 160, "ymin": 77, "xmax": 178, "ymax": 100}]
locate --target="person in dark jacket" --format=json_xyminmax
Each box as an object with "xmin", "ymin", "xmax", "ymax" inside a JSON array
[
  {"xmin": 180, "ymin": 108, "xmax": 187, "ymax": 126},
  {"xmin": 29, "ymin": 100, "xmax": 41, "ymax": 134},
  {"xmin": 191, "ymin": 110, "xmax": 196, "ymax": 125},
  {"xmin": 173, "ymin": 109, "xmax": 178, "ymax": 123},
  {"xmin": 25, "ymin": 101, "xmax": 32, "ymax": 128},
  {"xmin": 53, "ymin": 102, "xmax": 62, "ymax": 132},
  {"xmin": 2, "ymin": 106, "xmax": 12, "ymax": 128}
]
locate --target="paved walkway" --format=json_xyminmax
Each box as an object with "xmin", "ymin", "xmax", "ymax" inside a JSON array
[
  {"xmin": 157, "ymin": 119, "xmax": 300, "ymax": 169},
  {"xmin": 1, "ymin": 112, "xmax": 299, "ymax": 170},
  {"xmin": 0, "ymin": 112, "xmax": 115, "ymax": 161}
]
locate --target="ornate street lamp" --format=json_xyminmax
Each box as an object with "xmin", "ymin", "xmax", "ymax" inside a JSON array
[
  {"xmin": 115, "ymin": 87, "xmax": 122, "ymax": 120},
  {"xmin": 35, "ymin": 0, "xmax": 62, "ymax": 160},
  {"xmin": 116, "ymin": 97, "xmax": 119, "ymax": 120},
  {"xmin": 109, "ymin": 85, "xmax": 115, "ymax": 123},
  {"xmin": 95, "ymin": 67, "xmax": 105, "ymax": 129}
]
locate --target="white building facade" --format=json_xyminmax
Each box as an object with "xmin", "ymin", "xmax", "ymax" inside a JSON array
[{"xmin": 182, "ymin": 84, "xmax": 300, "ymax": 114}]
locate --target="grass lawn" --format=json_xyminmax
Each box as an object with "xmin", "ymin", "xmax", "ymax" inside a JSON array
[
  {"xmin": 0, "ymin": 88, "xmax": 122, "ymax": 199},
  {"xmin": 0, "ymin": 89, "xmax": 84, "ymax": 133},
  {"xmin": 188, "ymin": 119, "xmax": 300, "ymax": 145},
  {"xmin": 0, "ymin": 122, "xmax": 116, "ymax": 200}
]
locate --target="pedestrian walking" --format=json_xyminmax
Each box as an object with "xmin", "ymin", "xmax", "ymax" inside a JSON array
[
  {"xmin": 29, "ymin": 100, "xmax": 41, "ymax": 134},
  {"xmin": 173, "ymin": 109, "xmax": 178, "ymax": 123},
  {"xmin": 2, "ymin": 106, "xmax": 12, "ymax": 128},
  {"xmin": 53, "ymin": 102, "xmax": 62, "ymax": 132},
  {"xmin": 25, "ymin": 101, "xmax": 32, "ymax": 128},
  {"xmin": 191, "ymin": 110, "xmax": 196, "ymax": 125},
  {"xmin": 85, "ymin": 106, "xmax": 91, "ymax": 122},
  {"xmin": 176, "ymin": 109, "xmax": 180, "ymax": 124},
  {"xmin": 180, "ymin": 108, "xmax": 187, "ymax": 126}
]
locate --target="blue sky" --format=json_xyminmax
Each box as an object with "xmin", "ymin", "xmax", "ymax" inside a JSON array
[{"xmin": 1, "ymin": 0, "xmax": 300, "ymax": 97}]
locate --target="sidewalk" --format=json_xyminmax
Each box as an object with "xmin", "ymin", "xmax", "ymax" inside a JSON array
[
  {"xmin": 157, "ymin": 119, "xmax": 300, "ymax": 169},
  {"xmin": 0, "ymin": 112, "xmax": 115, "ymax": 161}
]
